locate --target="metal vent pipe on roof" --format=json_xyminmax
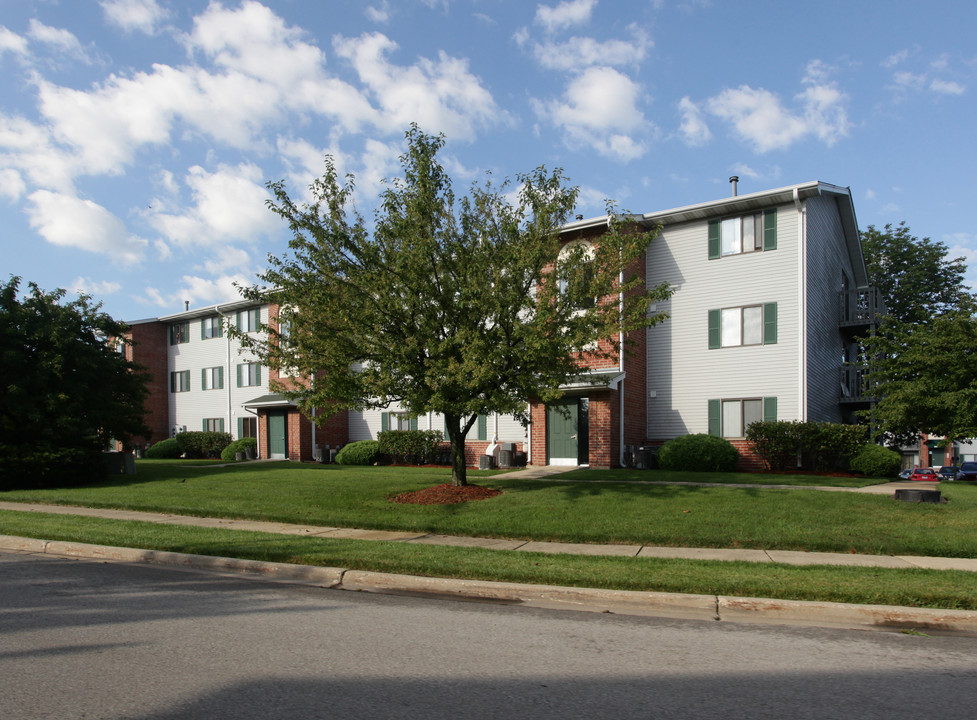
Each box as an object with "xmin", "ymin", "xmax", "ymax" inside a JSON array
[{"xmin": 729, "ymin": 176, "xmax": 739, "ymax": 196}]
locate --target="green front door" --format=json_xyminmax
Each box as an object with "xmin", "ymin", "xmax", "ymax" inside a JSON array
[
  {"xmin": 547, "ymin": 399, "xmax": 578, "ymax": 465},
  {"xmin": 268, "ymin": 412, "xmax": 287, "ymax": 459}
]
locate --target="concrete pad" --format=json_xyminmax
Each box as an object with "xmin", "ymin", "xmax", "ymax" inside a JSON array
[
  {"xmin": 638, "ymin": 546, "xmax": 770, "ymax": 563},
  {"xmin": 897, "ymin": 555, "xmax": 977, "ymax": 572},
  {"xmin": 765, "ymin": 550, "xmax": 914, "ymax": 568},
  {"xmin": 515, "ymin": 541, "xmax": 641, "ymax": 557},
  {"xmin": 407, "ymin": 535, "xmax": 528, "ymax": 550},
  {"xmin": 718, "ymin": 596, "xmax": 977, "ymax": 635},
  {"xmin": 341, "ymin": 570, "xmax": 719, "ymax": 620}
]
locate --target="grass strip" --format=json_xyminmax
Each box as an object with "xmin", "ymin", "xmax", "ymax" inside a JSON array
[{"xmin": 2, "ymin": 509, "xmax": 976, "ymax": 612}]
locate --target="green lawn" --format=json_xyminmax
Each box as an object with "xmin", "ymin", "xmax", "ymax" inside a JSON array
[
  {"xmin": 3, "ymin": 461, "xmax": 975, "ymax": 558},
  {"xmin": 2, "ymin": 509, "xmax": 976, "ymax": 611}
]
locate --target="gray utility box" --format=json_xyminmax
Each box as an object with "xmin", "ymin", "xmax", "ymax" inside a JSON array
[{"xmin": 498, "ymin": 442, "xmax": 516, "ymax": 468}]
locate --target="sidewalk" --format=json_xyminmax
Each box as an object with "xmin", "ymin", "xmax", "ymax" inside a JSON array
[{"xmin": 3, "ymin": 492, "xmax": 977, "ymax": 635}]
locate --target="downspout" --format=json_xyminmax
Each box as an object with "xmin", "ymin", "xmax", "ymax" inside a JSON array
[
  {"xmin": 216, "ymin": 304, "xmax": 232, "ymax": 435},
  {"xmin": 793, "ymin": 189, "xmax": 808, "ymax": 421}
]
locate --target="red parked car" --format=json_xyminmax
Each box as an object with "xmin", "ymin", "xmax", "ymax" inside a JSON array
[{"xmin": 908, "ymin": 467, "xmax": 940, "ymax": 482}]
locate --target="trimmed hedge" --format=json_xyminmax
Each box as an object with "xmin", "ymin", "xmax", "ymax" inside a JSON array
[
  {"xmin": 746, "ymin": 420, "xmax": 868, "ymax": 472},
  {"xmin": 335, "ymin": 440, "xmax": 381, "ymax": 466},
  {"xmin": 658, "ymin": 433, "xmax": 740, "ymax": 472},
  {"xmin": 0, "ymin": 444, "xmax": 103, "ymax": 489},
  {"xmin": 176, "ymin": 431, "xmax": 233, "ymax": 459},
  {"xmin": 377, "ymin": 429, "xmax": 444, "ymax": 465},
  {"xmin": 145, "ymin": 438, "xmax": 183, "ymax": 459},
  {"xmin": 849, "ymin": 443, "xmax": 901, "ymax": 478}
]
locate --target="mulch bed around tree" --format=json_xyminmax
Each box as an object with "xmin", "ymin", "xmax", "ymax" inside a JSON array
[{"xmin": 391, "ymin": 483, "xmax": 502, "ymax": 505}]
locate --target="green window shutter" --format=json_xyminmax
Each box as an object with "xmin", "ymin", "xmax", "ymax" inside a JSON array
[
  {"xmin": 410, "ymin": 416, "xmax": 418, "ymax": 431},
  {"xmin": 201, "ymin": 368, "xmax": 207, "ymax": 389},
  {"xmin": 763, "ymin": 397, "xmax": 778, "ymax": 422},
  {"xmin": 219, "ymin": 418, "xmax": 224, "ymax": 433},
  {"xmin": 170, "ymin": 372, "xmax": 175, "ymax": 393},
  {"xmin": 763, "ymin": 302, "xmax": 778, "ymax": 344},
  {"xmin": 763, "ymin": 208, "xmax": 777, "ymax": 251},
  {"xmin": 202, "ymin": 419, "xmax": 208, "ymax": 431},
  {"xmin": 380, "ymin": 412, "xmax": 389, "ymax": 433},
  {"xmin": 217, "ymin": 366, "xmax": 223, "ymax": 389},
  {"xmin": 237, "ymin": 418, "xmax": 244, "ymax": 438},
  {"xmin": 184, "ymin": 371, "xmax": 190, "ymax": 390},
  {"xmin": 236, "ymin": 364, "xmax": 242, "ymax": 388},
  {"xmin": 708, "ymin": 309, "xmax": 721, "ymax": 349},
  {"xmin": 445, "ymin": 421, "xmax": 452, "ymax": 443},
  {"xmin": 477, "ymin": 414, "xmax": 487, "ymax": 441},
  {"xmin": 708, "ymin": 219, "xmax": 720, "ymax": 259},
  {"xmin": 200, "ymin": 320, "xmax": 206, "ymax": 341},
  {"xmin": 255, "ymin": 365, "xmax": 261, "ymax": 385},
  {"xmin": 236, "ymin": 311, "xmax": 242, "ymax": 332},
  {"xmin": 708, "ymin": 399, "xmax": 721, "ymax": 437}
]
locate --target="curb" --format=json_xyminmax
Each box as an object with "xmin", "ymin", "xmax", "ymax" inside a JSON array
[{"xmin": 5, "ymin": 534, "xmax": 977, "ymax": 636}]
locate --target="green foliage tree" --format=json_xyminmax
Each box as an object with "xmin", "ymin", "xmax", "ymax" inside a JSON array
[
  {"xmin": 863, "ymin": 302, "xmax": 977, "ymax": 442},
  {"xmin": 861, "ymin": 222, "xmax": 973, "ymax": 325},
  {"xmin": 0, "ymin": 277, "xmax": 150, "ymax": 487},
  {"xmin": 238, "ymin": 126, "xmax": 671, "ymax": 485}
]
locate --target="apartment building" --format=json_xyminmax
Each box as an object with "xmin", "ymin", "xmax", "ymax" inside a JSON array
[{"xmin": 125, "ymin": 180, "xmax": 879, "ymax": 468}]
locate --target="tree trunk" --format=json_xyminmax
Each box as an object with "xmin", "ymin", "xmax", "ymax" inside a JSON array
[{"xmin": 445, "ymin": 413, "xmax": 469, "ymax": 486}]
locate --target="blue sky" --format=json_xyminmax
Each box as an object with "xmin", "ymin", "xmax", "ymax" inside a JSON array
[{"xmin": 1, "ymin": 0, "xmax": 975, "ymax": 321}]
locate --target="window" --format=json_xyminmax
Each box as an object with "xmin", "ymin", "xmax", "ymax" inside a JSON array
[
  {"xmin": 708, "ymin": 303, "xmax": 777, "ymax": 348},
  {"xmin": 201, "ymin": 366, "xmax": 224, "ymax": 390},
  {"xmin": 237, "ymin": 363, "xmax": 261, "ymax": 387},
  {"xmin": 381, "ymin": 411, "xmax": 417, "ymax": 432},
  {"xmin": 708, "ymin": 209, "xmax": 777, "ymax": 259},
  {"xmin": 557, "ymin": 240, "xmax": 596, "ymax": 310},
  {"xmin": 203, "ymin": 418, "xmax": 224, "ymax": 432},
  {"xmin": 170, "ymin": 370, "xmax": 190, "ymax": 393},
  {"xmin": 238, "ymin": 417, "xmax": 257, "ymax": 439},
  {"xmin": 708, "ymin": 397, "xmax": 777, "ymax": 438},
  {"xmin": 237, "ymin": 308, "xmax": 260, "ymax": 333},
  {"xmin": 169, "ymin": 322, "xmax": 190, "ymax": 345},
  {"xmin": 201, "ymin": 315, "xmax": 223, "ymax": 340}
]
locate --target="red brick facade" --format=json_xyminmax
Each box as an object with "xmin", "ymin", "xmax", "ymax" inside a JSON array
[{"xmin": 125, "ymin": 321, "xmax": 170, "ymax": 447}]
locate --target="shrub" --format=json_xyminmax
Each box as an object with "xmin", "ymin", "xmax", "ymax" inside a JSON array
[
  {"xmin": 745, "ymin": 420, "xmax": 802, "ymax": 471},
  {"xmin": 145, "ymin": 438, "xmax": 183, "ymax": 459},
  {"xmin": 849, "ymin": 443, "xmax": 901, "ymax": 478},
  {"xmin": 378, "ymin": 430, "xmax": 444, "ymax": 464},
  {"xmin": 176, "ymin": 431, "xmax": 233, "ymax": 459},
  {"xmin": 0, "ymin": 444, "xmax": 103, "ymax": 490},
  {"xmin": 800, "ymin": 422, "xmax": 869, "ymax": 472},
  {"xmin": 220, "ymin": 437, "xmax": 259, "ymax": 462},
  {"xmin": 335, "ymin": 440, "xmax": 381, "ymax": 466},
  {"xmin": 657, "ymin": 433, "xmax": 740, "ymax": 472}
]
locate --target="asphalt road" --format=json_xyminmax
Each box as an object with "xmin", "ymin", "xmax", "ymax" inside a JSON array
[{"xmin": 3, "ymin": 549, "xmax": 977, "ymax": 720}]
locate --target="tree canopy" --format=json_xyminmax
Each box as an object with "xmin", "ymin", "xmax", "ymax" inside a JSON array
[
  {"xmin": 860, "ymin": 222, "xmax": 977, "ymax": 444},
  {"xmin": 861, "ymin": 221, "xmax": 973, "ymax": 325},
  {"xmin": 0, "ymin": 277, "xmax": 150, "ymax": 487},
  {"xmin": 239, "ymin": 126, "xmax": 671, "ymax": 485}
]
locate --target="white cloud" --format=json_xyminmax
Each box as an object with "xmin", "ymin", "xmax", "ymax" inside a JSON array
[
  {"xmin": 730, "ymin": 163, "xmax": 760, "ymax": 181},
  {"xmin": 26, "ymin": 190, "xmax": 148, "ymax": 264},
  {"xmin": 535, "ymin": 66, "xmax": 649, "ymax": 160},
  {"xmin": 365, "ymin": 1, "xmax": 392, "ymax": 23},
  {"xmin": 201, "ymin": 246, "xmax": 252, "ymax": 275},
  {"xmin": 0, "ymin": 26, "xmax": 29, "ymax": 57},
  {"xmin": 333, "ymin": 32, "xmax": 504, "ymax": 140},
  {"xmin": 930, "ymin": 78, "xmax": 965, "ymax": 95},
  {"xmin": 945, "ymin": 233, "xmax": 977, "ymax": 290},
  {"xmin": 149, "ymin": 162, "xmax": 279, "ymax": 247},
  {"xmin": 883, "ymin": 48, "xmax": 915, "ymax": 68},
  {"xmin": 677, "ymin": 96, "xmax": 711, "ymax": 146},
  {"xmin": 27, "ymin": 19, "xmax": 88, "ymax": 60},
  {"xmin": 703, "ymin": 61, "xmax": 849, "ymax": 152},
  {"xmin": 72, "ymin": 276, "xmax": 122, "ymax": 296},
  {"xmin": 893, "ymin": 71, "xmax": 926, "ymax": 90},
  {"xmin": 532, "ymin": 28, "xmax": 651, "ymax": 71},
  {"xmin": 535, "ymin": 0, "xmax": 597, "ymax": 34},
  {"xmin": 178, "ymin": 273, "xmax": 252, "ymax": 306},
  {"xmin": 0, "ymin": 168, "xmax": 26, "ymax": 200},
  {"xmin": 101, "ymin": 0, "xmax": 169, "ymax": 34}
]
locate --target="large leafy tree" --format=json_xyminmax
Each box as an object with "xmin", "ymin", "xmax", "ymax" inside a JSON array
[
  {"xmin": 861, "ymin": 221, "xmax": 972, "ymax": 325},
  {"xmin": 0, "ymin": 277, "xmax": 150, "ymax": 487},
  {"xmin": 239, "ymin": 126, "xmax": 671, "ymax": 485},
  {"xmin": 860, "ymin": 222, "xmax": 976, "ymax": 443},
  {"xmin": 863, "ymin": 301, "xmax": 977, "ymax": 442}
]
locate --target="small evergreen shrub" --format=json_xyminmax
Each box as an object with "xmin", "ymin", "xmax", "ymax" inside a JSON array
[
  {"xmin": 378, "ymin": 430, "xmax": 444, "ymax": 464},
  {"xmin": 176, "ymin": 431, "xmax": 233, "ymax": 459},
  {"xmin": 849, "ymin": 443, "xmax": 901, "ymax": 478},
  {"xmin": 335, "ymin": 440, "xmax": 381, "ymax": 466},
  {"xmin": 745, "ymin": 420, "xmax": 802, "ymax": 471},
  {"xmin": 657, "ymin": 433, "xmax": 740, "ymax": 472},
  {"xmin": 145, "ymin": 438, "xmax": 183, "ymax": 459}
]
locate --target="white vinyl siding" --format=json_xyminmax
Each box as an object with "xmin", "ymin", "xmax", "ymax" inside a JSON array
[{"xmin": 647, "ymin": 204, "xmax": 799, "ymax": 439}]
